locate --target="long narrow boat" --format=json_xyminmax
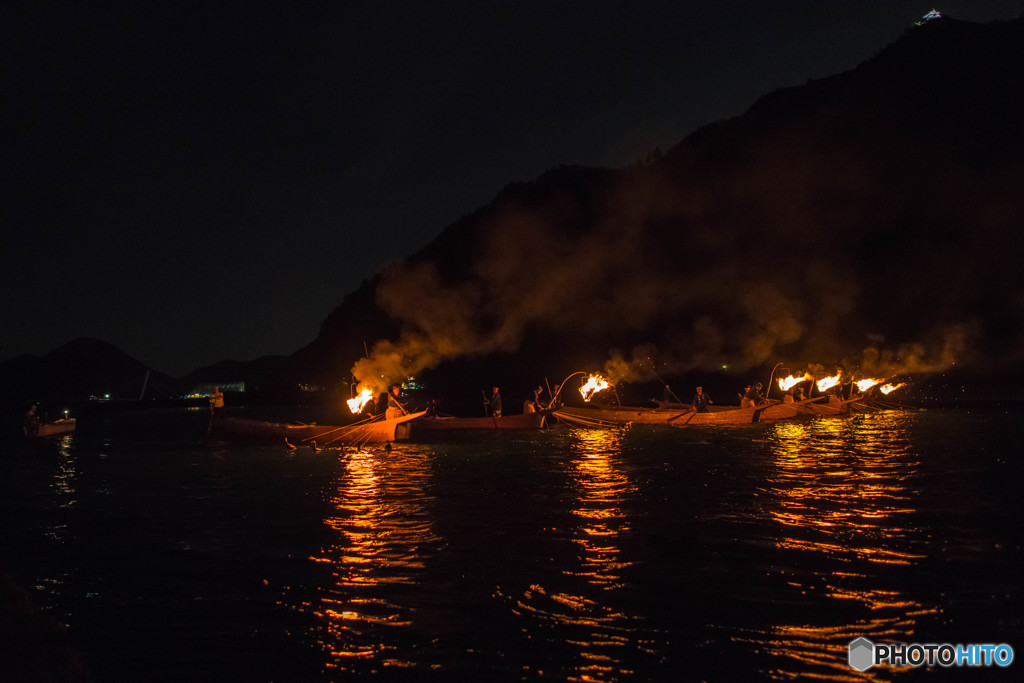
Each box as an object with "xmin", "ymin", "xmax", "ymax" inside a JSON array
[
  {"xmin": 553, "ymin": 404, "xmax": 691, "ymax": 427},
  {"xmin": 666, "ymin": 404, "xmax": 769, "ymax": 426},
  {"xmin": 553, "ymin": 403, "xmax": 775, "ymax": 427},
  {"xmin": 801, "ymin": 396, "xmax": 864, "ymax": 416},
  {"xmin": 758, "ymin": 396, "xmax": 827, "ymax": 420},
  {"xmin": 214, "ymin": 411, "xmax": 426, "ymax": 445},
  {"xmin": 36, "ymin": 418, "xmax": 77, "ymax": 437},
  {"xmin": 412, "ymin": 411, "xmax": 548, "ymax": 435}
]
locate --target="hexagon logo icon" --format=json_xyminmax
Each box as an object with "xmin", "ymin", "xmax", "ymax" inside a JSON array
[{"xmin": 848, "ymin": 637, "xmax": 875, "ymax": 672}]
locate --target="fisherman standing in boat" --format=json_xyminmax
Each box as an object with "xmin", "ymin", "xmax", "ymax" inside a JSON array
[
  {"xmin": 692, "ymin": 386, "xmax": 712, "ymax": 413},
  {"xmin": 490, "ymin": 386, "xmax": 503, "ymax": 418},
  {"xmin": 386, "ymin": 385, "xmax": 407, "ymax": 419}
]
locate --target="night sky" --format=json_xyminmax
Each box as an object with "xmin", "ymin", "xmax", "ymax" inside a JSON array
[{"xmin": 4, "ymin": 1, "xmax": 1021, "ymax": 376}]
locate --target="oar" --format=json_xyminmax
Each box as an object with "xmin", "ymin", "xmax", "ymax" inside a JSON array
[{"xmin": 669, "ymin": 410, "xmax": 697, "ymax": 426}]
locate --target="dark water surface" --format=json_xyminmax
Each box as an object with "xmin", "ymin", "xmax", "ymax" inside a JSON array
[{"xmin": 2, "ymin": 406, "xmax": 1021, "ymax": 681}]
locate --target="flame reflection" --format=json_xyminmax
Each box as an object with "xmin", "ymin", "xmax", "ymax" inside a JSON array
[
  {"xmin": 47, "ymin": 434, "xmax": 78, "ymax": 542},
  {"xmin": 743, "ymin": 413, "xmax": 939, "ymax": 680},
  {"xmin": 301, "ymin": 448, "xmax": 441, "ymax": 673},
  {"xmin": 510, "ymin": 428, "xmax": 659, "ymax": 681}
]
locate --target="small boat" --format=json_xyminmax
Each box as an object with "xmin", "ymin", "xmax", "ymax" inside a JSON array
[
  {"xmin": 35, "ymin": 418, "xmax": 77, "ymax": 437},
  {"xmin": 214, "ymin": 411, "xmax": 426, "ymax": 446},
  {"xmin": 412, "ymin": 411, "xmax": 548, "ymax": 435}
]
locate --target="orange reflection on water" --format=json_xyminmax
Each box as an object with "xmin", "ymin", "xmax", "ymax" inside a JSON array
[
  {"xmin": 510, "ymin": 428, "xmax": 657, "ymax": 682},
  {"xmin": 566, "ymin": 428, "xmax": 633, "ymax": 590},
  {"xmin": 301, "ymin": 447, "xmax": 440, "ymax": 673},
  {"xmin": 46, "ymin": 434, "xmax": 78, "ymax": 543},
  {"xmin": 746, "ymin": 413, "xmax": 939, "ymax": 680}
]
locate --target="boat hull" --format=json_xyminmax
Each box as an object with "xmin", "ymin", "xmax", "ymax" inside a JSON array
[
  {"xmin": 36, "ymin": 418, "xmax": 77, "ymax": 437},
  {"xmin": 553, "ymin": 405, "xmax": 688, "ymax": 426},
  {"xmin": 758, "ymin": 396, "xmax": 826, "ymax": 420},
  {"xmin": 214, "ymin": 411, "xmax": 426, "ymax": 445},
  {"xmin": 802, "ymin": 396, "xmax": 864, "ymax": 416},
  {"xmin": 553, "ymin": 404, "xmax": 772, "ymax": 426},
  {"xmin": 412, "ymin": 412, "xmax": 546, "ymax": 433},
  {"xmin": 668, "ymin": 405, "xmax": 767, "ymax": 425}
]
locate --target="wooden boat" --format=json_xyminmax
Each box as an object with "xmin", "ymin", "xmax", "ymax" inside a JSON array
[
  {"xmin": 758, "ymin": 396, "xmax": 826, "ymax": 420},
  {"xmin": 412, "ymin": 411, "xmax": 548, "ymax": 435},
  {"xmin": 801, "ymin": 396, "xmax": 864, "ymax": 416},
  {"xmin": 214, "ymin": 411, "xmax": 426, "ymax": 445},
  {"xmin": 553, "ymin": 404, "xmax": 693, "ymax": 427},
  {"xmin": 552, "ymin": 403, "xmax": 770, "ymax": 427},
  {"xmin": 667, "ymin": 404, "xmax": 769, "ymax": 426},
  {"xmin": 36, "ymin": 418, "xmax": 77, "ymax": 437}
]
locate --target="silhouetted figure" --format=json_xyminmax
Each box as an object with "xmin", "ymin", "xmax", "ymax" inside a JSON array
[
  {"xmin": 209, "ymin": 386, "xmax": 225, "ymax": 417},
  {"xmin": 23, "ymin": 404, "xmax": 40, "ymax": 438},
  {"xmin": 362, "ymin": 394, "xmax": 382, "ymax": 418},
  {"xmin": 490, "ymin": 387, "xmax": 502, "ymax": 418}
]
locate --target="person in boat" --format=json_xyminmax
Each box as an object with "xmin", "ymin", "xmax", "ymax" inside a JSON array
[
  {"xmin": 386, "ymin": 385, "xmax": 407, "ymax": 419},
  {"xmin": 362, "ymin": 394, "xmax": 382, "ymax": 418},
  {"xmin": 23, "ymin": 404, "xmax": 40, "ymax": 438},
  {"xmin": 692, "ymin": 386, "xmax": 712, "ymax": 413},
  {"xmin": 209, "ymin": 386, "xmax": 225, "ymax": 417},
  {"xmin": 784, "ymin": 386, "xmax": 806, "ymax": 403},
  {"xmin": 524, "ymin": 386, "xmax": 543, "ymax": 414},
  {"xmin": 742, "ymin": 382, "xmax": 764, "ymax": 407},
  {"xmin": 490, "ymin": 386, "xmax": 503, "ymax": 418}
]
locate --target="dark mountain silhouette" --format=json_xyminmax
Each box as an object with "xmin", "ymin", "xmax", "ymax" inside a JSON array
[
  {"xmin": 8, "ymin": 16, "xmax": 1023, "ymax": 408},
  {"xmin": 281, "ymin": 15, "xmax": 1024, "ymax": 408},
  {"xmin": 0, "ymin": 337, "xmax": 180, "ymax": 404}
]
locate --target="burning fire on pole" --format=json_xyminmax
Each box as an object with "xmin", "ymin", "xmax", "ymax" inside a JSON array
[
  {"xmin": 855, "ymin": 378, "xmax": 882, "ymax": 393},
  {"xmin": 347, "ymin": 387, "xmax": 375, "ymax": 414},
  {"xmin": 816, "ymin": 374, "xmax": 842, "ymax": 393},
  {"xmin": 880, "ymin": 382, "xmax": 907, "ymax": 395},
  {"xmin": 777, "ymin": 373, "xmax": 813, "ymax": 392},
  {"xmin": 579, "ymin": 375, "xmax": 611, "ymax": 402}
]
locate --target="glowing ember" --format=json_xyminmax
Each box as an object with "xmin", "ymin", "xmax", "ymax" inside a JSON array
[
  {"xmin": 816, "ymin": 374, "xmax": 841, "ymax": 392},
  {"xmin": 856, "ymin": 378, "xmax": 882, "ymax": 392},
  {"xmin": 579, "ymin": 375, "xmax": 611, "ymax": 402},
  {"xmin": 347, "ymin": 387, "xmax": 374, "ymax": 414},
  {"xmin": 880, "ymin": 382, "xmax": 907, "ymax": 395},
  {"xmin": 777, "ymin": 373, "xmax": 812, "ymax": 392}
]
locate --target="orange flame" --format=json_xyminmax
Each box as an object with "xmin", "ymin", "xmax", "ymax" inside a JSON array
[
  {"xmin": 880, "ymin": 382, "xmax": 907, "ymax": 395},
  {"xmin": 347, "ymin": 387, "xmax": 374, "ymax": 414},
  {"xmin": 856, "ymin": 378, "xmax": 882, "ymax": 392},
  {"xmin": 816, "ymin": 374, "xmax": 841, "ymax": 392},
  {"xmin": 777, "ymin": 373, "xmax": 812, "ymax": 392},
  {"xmin": 579, "ymin": 375, "xmax": 611, "ymax": 402}
]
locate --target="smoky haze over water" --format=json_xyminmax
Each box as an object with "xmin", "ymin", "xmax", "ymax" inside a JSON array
[{"xmin": 349, "ymin": 17, "xmax": 1024, "ymax": 393}]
